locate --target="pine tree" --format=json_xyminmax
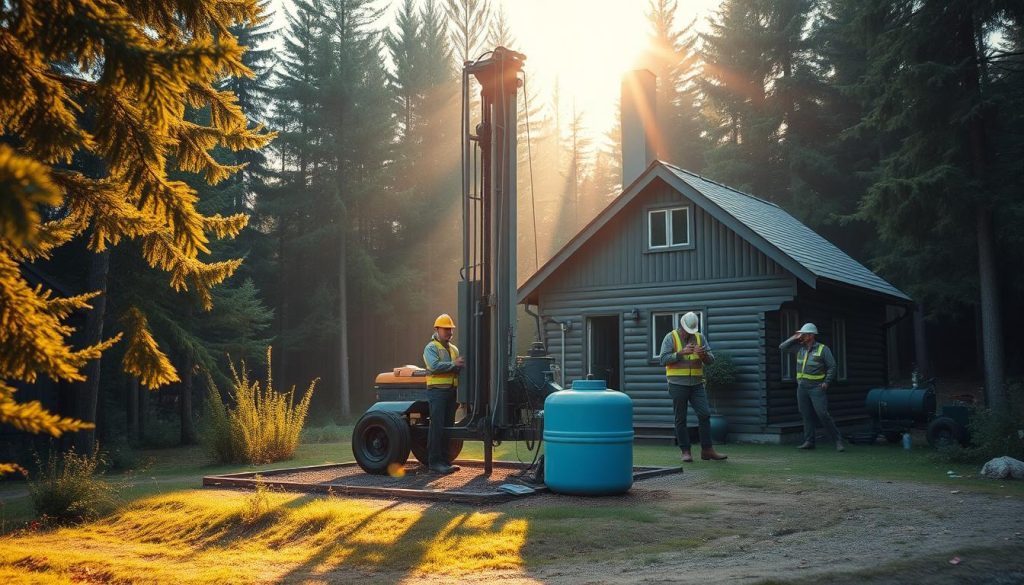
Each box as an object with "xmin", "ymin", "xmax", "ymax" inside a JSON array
[
  {"xmin": 640, "ymin": 0, "xmax": 705, "ymax": 171},
  {"xmin": 853, "ymin": 0, "xmax": 1019, "ymax": 406},
  {"xmin": 0, "ymin": 0, "xmax": 273, "ymax": 466}
]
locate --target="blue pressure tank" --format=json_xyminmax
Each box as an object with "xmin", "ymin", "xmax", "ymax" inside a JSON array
[{"xmin": 543, "ymin": 379, "xmax": 633, "ymax": 495}]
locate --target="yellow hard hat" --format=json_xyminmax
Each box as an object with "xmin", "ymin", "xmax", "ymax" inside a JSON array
[{"xmin": 434, "ymin": 313, "xmax": 456, "ymax": 328}]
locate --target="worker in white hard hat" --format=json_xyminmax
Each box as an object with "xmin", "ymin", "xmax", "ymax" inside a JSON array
[
  {"xmin": 659, "ymin": 311, "xmax": 728, "ymax": 463},
  {"xmin": 423, "ymin": 313, "xmax": 465, "ymax": 474},
  {"xmin": 780, "ymin": 322, "xmax": 844, "ymax": 452}
]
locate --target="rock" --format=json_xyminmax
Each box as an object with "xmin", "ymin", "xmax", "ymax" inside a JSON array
[{"xmin": 980, "ymin": 456, "xmax": 1024, "ymax": 479}]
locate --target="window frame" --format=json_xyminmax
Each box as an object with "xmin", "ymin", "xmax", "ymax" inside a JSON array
[
  {"xmin": 645, "ymin": 204, "xmax": 693, "ymax": 252},
  {"xmin": 781, "ymin": 309, "xmax": 799, "ymax": 381},
  {"xmin": 651, "ymin": 310, "xmax": 705, "ymax": 359},
  {"xmin": 832, "ymin": 317, "xmax": 848, "ymax": 381}
]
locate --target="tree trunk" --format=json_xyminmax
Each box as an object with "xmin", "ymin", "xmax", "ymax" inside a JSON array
[
  {"xmin": 180, "ymin": 350, "xmax": 197, "ymax": 444},
  {"xmin": 127, "ymin": 375, "xmax": 139, "ymax": 443},
  {"xmin": 959, "ymin": 7, "xmax": 1005, "ymax": 408},
  {"xmin": 913, "ymin": 303, "xmax": 930, "ymax": 379},
  {"xmin": 73, "ymin": 249, "xmax": 110, "ymax": 454},
  {"xmin": 338, "ymin": 228, "xmax": 351, "ymax": 418},
  {"xmin": 976, "ymin": 207, "xmax": 1005, "ymax": 408}
]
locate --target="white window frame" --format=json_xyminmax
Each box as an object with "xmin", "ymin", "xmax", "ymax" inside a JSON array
[
  {"xmin": 651, "ymin": 310, "xmax": 705, "ymax": 359},
  {"xmin": 781, "ymin": 309, "xmax": 799, "ymax": 381},
  {"xmin": 646, "ymin": 205, "xmax": 692, "ymax": 251},
  {"xmin": 832, "ymin": 317, "xmax": 848, "ymax": 381}
]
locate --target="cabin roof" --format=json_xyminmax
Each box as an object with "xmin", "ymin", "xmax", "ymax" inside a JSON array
[{"xmin": 517, "ymin": 160, "xmax": 911, "ymax": 305}]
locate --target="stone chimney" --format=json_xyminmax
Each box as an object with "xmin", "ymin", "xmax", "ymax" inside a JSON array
[{"xmin": 620, "ymin": 69, "xmax": 657, "ymax": 191}]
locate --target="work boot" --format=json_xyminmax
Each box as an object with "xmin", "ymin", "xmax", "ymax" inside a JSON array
[
  {"xmin": 701, "ymin": 447, "xmax": 728, "ymax": 461},
  {"xmin": 796, "ymin": 441, "xmax": 815, "ymax": 450},
  {"xmin": 429, "ymin": 464, "xmax": 460, "ymax": 475},
  {"xmin": 836, "ymin": 440, "xmax": 846, "ymax": 452},
  {"xmin": 680, "ymin": 449, "xmax": 694, "ymax": 463}
]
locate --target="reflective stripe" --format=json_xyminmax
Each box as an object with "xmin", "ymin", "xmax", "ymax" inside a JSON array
[
  {"xmin": 796, "ymin": 343, "xmax": 826, "ymax": 381},
  {"xmin": 426, "ymin": 339, "xmax": 460, "ymax": 387},
  {"xmin": 666, "ymin": 331, "xmax": 704, "ymax": 377}
]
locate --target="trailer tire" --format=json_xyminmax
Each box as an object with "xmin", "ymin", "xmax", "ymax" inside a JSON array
[
  {"xmin": 926, "ymin": 416, "xmax": 967, "ymax": 448},
  {"xmin": 409, "ymin": 430, "xmax": 464, "ymax": 466},
  {"xmin": 352, "ymin": 410, "xmax": 411, "ymax": 474}
]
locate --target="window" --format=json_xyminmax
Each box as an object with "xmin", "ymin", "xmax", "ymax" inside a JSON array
[
  {"xmin": 651, "ymin": 310, "xmax": 705, "ymax": 358},
  {"xmin": 647, "ymin": 206, "xmax": 691, "ymax": 250},
  {"xmin": 781, "ymin": 309, "xmax": 799, "ymax": 381},
  {"xmin": 832, "ymin": 317, "xmax": 848, "ymax": 381}
]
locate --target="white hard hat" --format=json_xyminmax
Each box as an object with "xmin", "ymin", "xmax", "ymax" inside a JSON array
[
  {"xmin": 797, "ymin": 323, "xmax": 818, "ymax": 335},
  {"xmin": 680, "ymin": 312, "xmax": 700, "ymax": 334}
]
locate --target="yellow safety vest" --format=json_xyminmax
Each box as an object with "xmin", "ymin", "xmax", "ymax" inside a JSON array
[
  {"xmin": 797, "ymin": 343, "xmax": 826, "ymax": 381},
  {"xmin": 426, "ymin": 339, "xmax": 460, "ymax": 387},
  {"xmin": 666, "ymin": 331, "xmax": 704, "ymax": 377}
]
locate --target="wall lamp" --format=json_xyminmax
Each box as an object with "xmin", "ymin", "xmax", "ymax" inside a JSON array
[{"xmin": 629, "ymin": 307, "xmax": 640, "ymax": 322}]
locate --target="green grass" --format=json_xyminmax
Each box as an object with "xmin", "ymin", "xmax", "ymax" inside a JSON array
[
  {"xmin": 1, "ymin": 428, "xmax": 1022, "ymax": 583},
  {"xmin": 3, "ymin": 428, "xmax": 1020, "ymax": 529}
]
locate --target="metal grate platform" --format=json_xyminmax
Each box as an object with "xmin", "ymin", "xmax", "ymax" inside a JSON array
[{"xmin": 203, "ymin": 460, "xmax": 682, "ymax": 504}]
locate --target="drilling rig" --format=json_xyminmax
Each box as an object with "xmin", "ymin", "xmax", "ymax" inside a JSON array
[{"xmin": 351, "ymin": 48, "xmax": 559, "ymax": 475}]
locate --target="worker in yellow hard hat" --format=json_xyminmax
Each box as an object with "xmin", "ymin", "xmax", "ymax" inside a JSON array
[{"xmin": 423, "ymin": 313, "xmax": 465, "ymax": 474}]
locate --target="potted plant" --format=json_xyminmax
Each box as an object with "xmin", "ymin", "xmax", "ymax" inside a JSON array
[{"xmin": 703, "ymin": 353, "xmax": 737, "ymax": 443}]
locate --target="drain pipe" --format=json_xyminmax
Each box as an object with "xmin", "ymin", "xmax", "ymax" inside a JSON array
[{"xmin": 543, "ymin": 316, "xmax": 571, "ymax": 386}]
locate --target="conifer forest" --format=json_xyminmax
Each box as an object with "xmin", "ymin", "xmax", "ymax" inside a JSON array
[{"xmin": 2, "ymin": 0, "xmax": 1023, "ymax": 460}]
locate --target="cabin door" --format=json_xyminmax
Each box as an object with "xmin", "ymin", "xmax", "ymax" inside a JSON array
[{"xmin": 586, "ymin": 315, "xmax": 621, "ymax": 390}]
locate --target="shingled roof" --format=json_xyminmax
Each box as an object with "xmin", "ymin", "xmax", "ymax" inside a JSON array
[{"xmin": 517, "ymin": 160, "xmax": 911, "ymax": 305}]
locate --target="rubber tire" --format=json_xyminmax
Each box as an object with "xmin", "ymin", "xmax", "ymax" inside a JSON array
[
  {"xmin": 409, "ymin": 427, "xmax": 464, "ymax": 466},
  {"xmin": 926, "ymin": 416, "xmax": 967, "ymax": 448},
  {"xmin": 352, "ymin": 410, "xmax": 411, "ymax": 474},
  {"xmin": 883, "ymin": 431, "xmax": 903, "ymax": 444}
]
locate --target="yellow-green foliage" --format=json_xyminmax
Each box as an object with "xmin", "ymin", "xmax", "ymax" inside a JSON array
[
  {"xmin": 203, "ymin": 349, "xmax": 317, "ymax": 464},
  {"xmin": 0, "ymin": 0, "xmax": 274, "ymax": 470},
  {"xmin": 27, "ymin": 447, "xmax": 118, "ymax": 524}
]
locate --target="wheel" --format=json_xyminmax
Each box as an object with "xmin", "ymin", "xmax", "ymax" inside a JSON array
[
  {"xmin": 409, "ymin": 426, "xmax": 464, "ymax": 466},
  {"xmin": 883, "ymin": 431, "xmax": 902, "ymax": 444},
  {"xmin": 351, "ymin": 410, "xmax": 410, "ymax": 474},
  {"xmin": 926, "ymin": 416, "xmax": 967, "ymax": 447}
]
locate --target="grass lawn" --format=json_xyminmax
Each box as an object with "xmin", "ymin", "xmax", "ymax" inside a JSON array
[{"xmin": 0, "ymin": 427, "xmax": 1020, "ymax": 584}]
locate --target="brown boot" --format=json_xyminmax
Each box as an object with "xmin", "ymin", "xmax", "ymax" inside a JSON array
[
  {"xmin": 701, "ymin": 447, "xmax": 728, "ymax": 461},
  {"xmin": 796, "ymin": 441, "xmax": 815, "ymax": 450},
  {"xmin": 680, "ymin": 449, "xmax": 693, "ymax": 463}
]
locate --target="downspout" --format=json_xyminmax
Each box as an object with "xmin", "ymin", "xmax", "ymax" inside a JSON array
[{"xmin": 544, "ymin": 316, "xmax": 571, "ymax": 387}]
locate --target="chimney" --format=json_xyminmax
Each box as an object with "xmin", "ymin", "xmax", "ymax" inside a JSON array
[{"xmin": 620, "ymin": 69, "xmax": 657, "ymax": 191}]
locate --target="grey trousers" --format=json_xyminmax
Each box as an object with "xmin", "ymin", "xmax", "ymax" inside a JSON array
[
  {"xmin": 797, "ymin": 383, "xmax": 842, "ymax": 444},
  {"xmin": 669, "ymin": 383, "xmax": 712, "ymax": 450},
  {"xmin": 427, "ymin": 387, "xmax": 457, "ymax": 467}
]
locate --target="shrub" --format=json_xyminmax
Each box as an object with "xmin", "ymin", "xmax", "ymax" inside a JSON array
[
  {"xmin": 28, "ymin": 447, "xmax": 119, "ymax": 524},
  {"xmin": 704, "ymin": 352, "xmax": 737, "ymax": 412},
  {"xmin": 202, "ymin": 348, "xmax": 318, "ymax": 464},
  {"xmin": 240, "ymin": 476, "xmax": 271, "ymax": 525},
  {"xmin": 933, "ymin": 382, "xmax": 1024, "ymax": 463}
]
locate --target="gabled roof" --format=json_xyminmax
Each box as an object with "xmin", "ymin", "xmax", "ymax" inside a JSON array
[{"xmin": 518, "ymin": 160, "xmax": 911, "ymax": 305}]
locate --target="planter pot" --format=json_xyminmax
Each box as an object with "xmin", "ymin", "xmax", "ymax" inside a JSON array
[{"xmin": 709, "ymin": 414, "xmax": 728, "ymax": 444}]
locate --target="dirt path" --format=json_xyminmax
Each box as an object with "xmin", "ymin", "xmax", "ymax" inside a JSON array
[{"xmin": 345, "ymin": 472, "xmax": 1024, "ymax": 584}]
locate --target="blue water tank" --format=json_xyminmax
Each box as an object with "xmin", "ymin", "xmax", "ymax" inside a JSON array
[{"xmin": 544, "ymin": 379, "xmax": 633, "ymax": 495}]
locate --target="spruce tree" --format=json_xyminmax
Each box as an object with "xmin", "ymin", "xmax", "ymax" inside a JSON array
[{"xmin": 0, "ymin": 0, "xmax": 272, "ymax": 465}]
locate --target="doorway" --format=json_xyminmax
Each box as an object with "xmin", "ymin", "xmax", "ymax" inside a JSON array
[{"xmin": 586, "ymin": 315, "xmax": 621, "ymax": 390}]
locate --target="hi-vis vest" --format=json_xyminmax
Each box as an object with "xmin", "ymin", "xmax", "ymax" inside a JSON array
[
  {"xmin": 797, "ymin": 343, "xmax": 826, "ymax": 381},
  {"xmin": 426, "ymin": 339, "xmax": 460, "ymax": 387},
  {"xmin": 666, "ymin": 330, "xmax": 704, "ymax": 377}
]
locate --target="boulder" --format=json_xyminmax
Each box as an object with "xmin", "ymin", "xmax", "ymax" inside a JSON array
[{"xmin": 980, "ymin": 456, "xmax": 1024, "ymax": 479}]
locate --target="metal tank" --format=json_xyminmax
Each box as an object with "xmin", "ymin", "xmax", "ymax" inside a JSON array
[{"xmin": 544, "ymin": 379, "xmax": 633, "ymax": 495}]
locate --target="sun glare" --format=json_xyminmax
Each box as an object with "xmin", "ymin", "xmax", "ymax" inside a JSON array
[{"xmin": 507, "ymin": 0, "xmax": 650, "ymax": 139}]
